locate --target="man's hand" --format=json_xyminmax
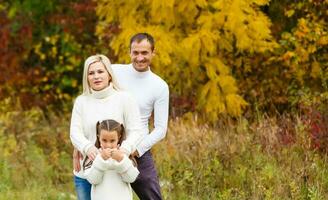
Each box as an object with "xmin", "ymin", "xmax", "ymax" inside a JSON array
[
  {"xmin": 73, "ymin": 148, "xmax": 83, "ymax": 172},
  {"xmin": 131, "ymin": 150, "xmax": 139, "ymax": 158}
]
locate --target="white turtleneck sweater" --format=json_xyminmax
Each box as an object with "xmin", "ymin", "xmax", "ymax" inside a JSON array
[
  {"xmin": 112, "ymin": 64, "xmax": 169, "ymax": 156},
  {"xmin": 85, "ymin": 154, "xmax": 139, "ymax": 200},
  {"xmin": 70, "ymin": 84, "xmax": 143, "ymax": 178}
]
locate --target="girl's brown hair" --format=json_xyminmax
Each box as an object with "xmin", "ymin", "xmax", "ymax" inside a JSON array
[
  {"xmin": 95, "ymin": 119, "xmax": 125, "ymax": 148},
  {"xmin": 83, "ymin": 119, "xmax": 137, "ymax": 170}
]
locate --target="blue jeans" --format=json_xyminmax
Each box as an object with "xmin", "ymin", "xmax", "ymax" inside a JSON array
[{"xmin": 74, "ymin": 175, "xmax": 91, "ymax": 200}]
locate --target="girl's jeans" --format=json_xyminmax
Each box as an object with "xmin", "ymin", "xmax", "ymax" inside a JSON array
[{"xmin": 74, "ymin": 175, "xmax": 91, "ymax": 200}]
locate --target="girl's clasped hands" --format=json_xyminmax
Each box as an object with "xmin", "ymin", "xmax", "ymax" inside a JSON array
[{"xmin": 100, "ymin": 148, "xmax": 124, "ymax": 162}]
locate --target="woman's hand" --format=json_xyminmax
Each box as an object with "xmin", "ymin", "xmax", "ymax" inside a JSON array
[
  {"xmin": 73, "ymin": 148, "xmax": 82, "ymax": 172},
  {"xmin": 87, "ymin": 146, "xmax": 98, "ymax": 161}
]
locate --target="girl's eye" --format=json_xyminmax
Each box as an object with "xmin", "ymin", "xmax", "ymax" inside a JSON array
[{"xmin": 88, "ymin": 71, "xmax": 94, "ymax": 75}]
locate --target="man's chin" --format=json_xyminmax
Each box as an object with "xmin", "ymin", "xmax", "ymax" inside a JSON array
[{"xmin": 134, "ymin": 64, "xmax": 148, "ymax": 71}]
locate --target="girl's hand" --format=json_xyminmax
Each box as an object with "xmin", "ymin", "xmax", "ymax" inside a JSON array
[
  {"xmin": 87, "ymin": 146, "xmax": 98, "ymax": 161},
  {"xmin": 100, "ymin": 148, "xmax": 112, "ymax": 160},
  {"xmin": 110, "ymin": 149, "xmax": 124, "ymax": 162}
]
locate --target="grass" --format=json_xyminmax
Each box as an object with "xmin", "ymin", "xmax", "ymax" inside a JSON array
[{"xmin": 0, "ymin": 99, "xmax": 328, "ymax": 199}]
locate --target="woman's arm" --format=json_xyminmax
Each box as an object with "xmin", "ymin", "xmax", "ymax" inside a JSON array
[{"xmin": 70, "ymin": 97, "xmax": 94, "ymax": 155}]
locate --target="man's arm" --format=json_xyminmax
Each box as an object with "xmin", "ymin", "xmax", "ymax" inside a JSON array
[
  {"xmin": 135, "ymin": 84, "xmax": 169, "ymax": 156},
  {"xmin": 120, "ymin": 93, "xmax": 144, "ymax": 155}
]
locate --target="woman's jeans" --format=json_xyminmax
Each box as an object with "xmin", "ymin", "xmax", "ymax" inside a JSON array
[{"xmin": 74, "ymin": 175, "xmax": 91, "ymax": 200}]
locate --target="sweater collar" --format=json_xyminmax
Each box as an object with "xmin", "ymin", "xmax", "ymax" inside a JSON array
[
  {"xmin": 90, "ymin": 83, "xmax": 114, "ymax": 99},
  {"xmin": 129, "ymin": 64, "xmax": 151, "ymax": 78}
]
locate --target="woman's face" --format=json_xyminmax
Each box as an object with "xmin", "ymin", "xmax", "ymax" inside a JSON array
[
  {"xmin": 87, "ymin": 61, "xmax": 111, "ymax": 91},
  {"xmin": 99, "ymin": 130, "xmax": 119, "ymax": 149}
]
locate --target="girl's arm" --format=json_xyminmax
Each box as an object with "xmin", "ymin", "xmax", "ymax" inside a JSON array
[
  {"xmin": 114, "ymin": 155, "xmax": 139, "ymax": 183},
  {"xmin": 84, "ymin": 154, "xmax": 107, "ymax": 185}
]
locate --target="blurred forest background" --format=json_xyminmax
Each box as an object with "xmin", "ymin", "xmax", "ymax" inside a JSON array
[{"xmin": 0, "ymin": 0, "xmax": 327, "ymax": 199}]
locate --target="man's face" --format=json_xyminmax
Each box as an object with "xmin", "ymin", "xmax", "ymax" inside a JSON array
[{"xmin": 130, "ymin": 39, "xmax": 154, "ymax": 72}]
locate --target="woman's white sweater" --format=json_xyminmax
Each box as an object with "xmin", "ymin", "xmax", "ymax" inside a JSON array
[{"xmin": 70, "ymin": 84, "xmax": 143, "ymax": 178}]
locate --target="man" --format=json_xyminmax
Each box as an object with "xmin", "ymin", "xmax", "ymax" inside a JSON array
[{"xmin": 112, "ymin": 32, "xmax": 169, "ymax": 200}]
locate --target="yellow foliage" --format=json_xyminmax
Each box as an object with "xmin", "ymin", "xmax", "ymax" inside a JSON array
[
  {"xmin": 226, "ymin": 94, "xmax": 248, "ymax": 116},
  {"xmin": 95, "ymin": 0, "xmax": 277, "ymax": 121},
  {"xmin": 311, "ymin": 61, "xmax": 321, "ymax": 78}
]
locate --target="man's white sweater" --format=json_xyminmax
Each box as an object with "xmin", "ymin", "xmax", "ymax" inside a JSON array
[
  {"xmin": 112, "ymin": 64, "xmax": 169, "ymax": 156},
  {"xmin": 70, "ymin": 84, "xmax": 143, "ymax": 178}
]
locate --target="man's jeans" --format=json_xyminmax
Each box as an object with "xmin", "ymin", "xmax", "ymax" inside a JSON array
[
  {"xmin": 131, "ymin": 151, "xmax": 162, "ymax": 200},
  {"xmin": 74, "ymin": 175, "xmax": 91, "ymax": 200}
]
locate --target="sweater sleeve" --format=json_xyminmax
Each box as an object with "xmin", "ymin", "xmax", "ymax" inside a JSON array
[
  {"xmin": 119, "ymin": 93, "xmax": 143, "ymax": 155},
  {"xmin": 136, "ymin": 84, "xmax": 169, "ymax": 156},
  {"xmin": 114, "ymin": 155, "xmax": 139, "ymax": 183},
  {"xmin": 70, "ymin": 96, "xmax": 94, "ymax": 155},
  {"xmin": 84, "ymin": 155, "xmax": 107, "ymax": 185}
]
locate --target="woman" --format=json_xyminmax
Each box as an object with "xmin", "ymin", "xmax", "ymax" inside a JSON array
[{"xmin": 70, "ymin": 54, "xmax": 143, "ymax": 200}]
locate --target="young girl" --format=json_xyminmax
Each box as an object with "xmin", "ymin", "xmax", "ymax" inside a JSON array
[{"xmin": 84, "ymin": 119, "xmax": 139, "ymax": 200}]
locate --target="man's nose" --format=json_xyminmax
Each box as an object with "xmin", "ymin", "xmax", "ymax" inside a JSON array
[{"xmin": 136, "ymin": 55, "xmax": 144, "ymax": 61}]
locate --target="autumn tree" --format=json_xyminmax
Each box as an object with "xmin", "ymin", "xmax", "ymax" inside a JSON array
[
  {"xmin": 232, "ymin": 0, "xmax": 327, "ymax": 114},
  {"xmin": 95, "ymin": 0, "xmax": 277, "ymax": 121},
  {"xmin": 0, "ymin": 0, "xmax": 99, "ymax": 110}
]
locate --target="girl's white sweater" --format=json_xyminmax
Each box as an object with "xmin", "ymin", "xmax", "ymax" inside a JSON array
[{"xmin": 85, "ymin": 154, "xmax": 139, "ymax": 200}]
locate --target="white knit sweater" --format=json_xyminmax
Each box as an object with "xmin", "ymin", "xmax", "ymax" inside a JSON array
[
  {"xmin": 112, "ymin": 64, "xmax": 169, "ymax": 156},
  {"xmin": 70, "ymin": 84, "xmax": 143, "ymax": 178},
  {"xmin": 85, "ymin": 154, "xmax": 139, "ymax": 200}
]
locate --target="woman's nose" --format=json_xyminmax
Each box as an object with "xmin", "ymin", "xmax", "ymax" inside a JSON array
[{"xmin": 94, "ymin": 73, "xmax": 100, "ymax": 79}]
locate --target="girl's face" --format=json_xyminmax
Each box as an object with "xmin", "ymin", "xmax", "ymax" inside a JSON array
[
  {"xmin": 99, "ymin": 129, "xmax": 119, "ymax": 149},
  {"xmin": 88, "ymin": 61, "xmax": 111, "ymax": 91}
]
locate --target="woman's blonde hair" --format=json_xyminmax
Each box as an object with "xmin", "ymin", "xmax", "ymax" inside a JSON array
[{"xmin": 82, "ymin": 54, "xmax": 120, "ymax": 95}]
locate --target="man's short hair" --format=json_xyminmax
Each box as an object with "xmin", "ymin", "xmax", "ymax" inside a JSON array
[{"xmin": 130, "ymin": 33, "xmax": 155, "ymax": 51}]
